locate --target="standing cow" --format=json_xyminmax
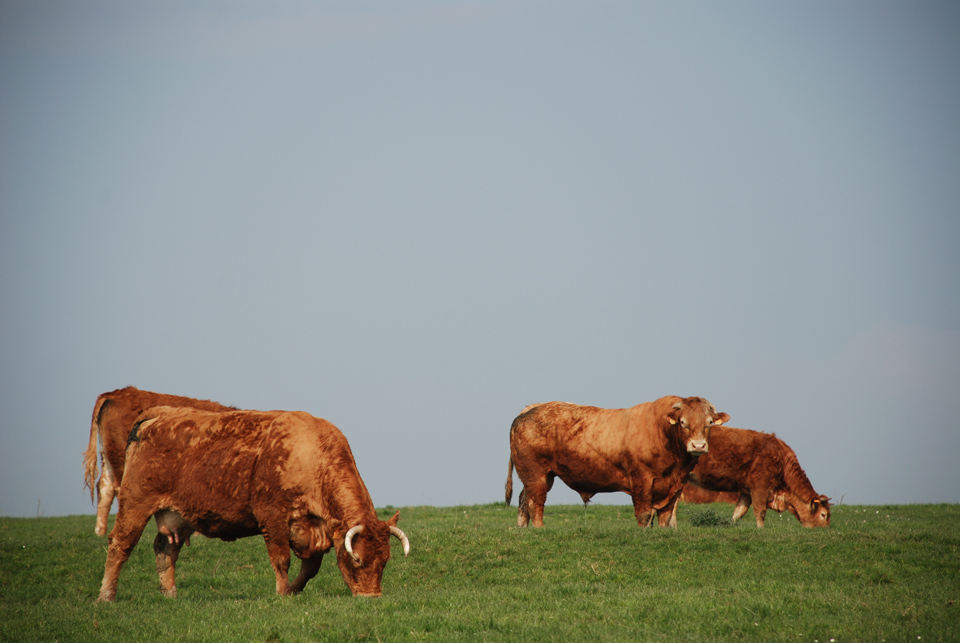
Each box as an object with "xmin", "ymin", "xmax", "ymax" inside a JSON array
[
  {"xmin": 505, "ymin": 396, "xmax": 729, "ymax": 528},
  {"xmin": 97, "ymin": 407, "xmax": 410, "ymax": 601},
  {"xmin": 82, "ymin": 386, "xmax": 234, "ymax": 536},
  {"xmin": 679, "ymin": 425, "xmax": 831, "ymax": 528}
]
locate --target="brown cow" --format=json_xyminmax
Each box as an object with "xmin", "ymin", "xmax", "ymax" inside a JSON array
[
  {"xmin": 505, "ymin": 396, "xmax": 729, "ymax": 528},
  {"xmin": 82, "ymin": 386, "xmax": 234, "ymax": 536},
  {"xmin": 678, "ymin": 425, "xmax": 831, "ymax": 528},
  {"xmin": 97, "ymin": 406, "xmax": 410, "ymax": 602}
]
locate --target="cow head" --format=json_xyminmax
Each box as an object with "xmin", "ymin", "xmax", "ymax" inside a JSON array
[
  {"xmin": 782, "ymin": 493, "xmax": 831, "ymax": 527},
  {"xmin": 667, "ymin": 397, "xmax": 729, "ymax": 455},
  {"xmin": 333, "ymin": 511, "xmax": 409, "ymax": 597},
  {"xmin": 804, "ymin": 495, "xmax": 832, "ymax": 528}
]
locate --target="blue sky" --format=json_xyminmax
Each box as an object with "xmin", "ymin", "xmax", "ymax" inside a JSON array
[{"xmin": 1, "ymin": 1, "xmax": 958, "ymax": 518}]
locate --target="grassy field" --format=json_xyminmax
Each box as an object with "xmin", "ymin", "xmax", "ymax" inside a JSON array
[{"xmin": 1, "ymin": 502, "xmax": 958, "ymax": 642}]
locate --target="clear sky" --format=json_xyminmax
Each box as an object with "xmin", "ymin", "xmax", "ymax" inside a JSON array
[{"xmin": 1, "ymin": 1, "xmax": 958, "ymax": 518}]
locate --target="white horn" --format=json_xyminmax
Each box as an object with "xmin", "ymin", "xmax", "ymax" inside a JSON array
[
  {"xmin": 344, "ymin": 524, "xmax": 364, "ymax": 562},
  {"xmin": 390, "ymin": 526, "xmax": 410, "ymax": 557}
]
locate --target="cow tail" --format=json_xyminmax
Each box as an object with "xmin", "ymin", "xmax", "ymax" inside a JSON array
[
  {"xmin": 505, "ymin": 456, "xmax": 514, "ymax": 505},
  {"xmin": 82, "ymin": 395, "xmax": 109, "ymax": 503}
]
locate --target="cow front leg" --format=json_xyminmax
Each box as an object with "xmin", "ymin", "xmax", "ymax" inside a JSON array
[
  {"xmin": 658, "ymin": 491, "xmax": 682, "ymax": 528},
  {"xmin": 289, "ymin": 554, "xmax": 323, "ymax": 595},
  {"xmin": 667, "ymin": 498, "xmax": 680, "ymax": 528},
  {"xmin": 263, "ymin": 535, "xmax": 294, "ymax": 595},
  {"xmin": 632, "ymin": 505, "xmax": 656, "ymax": 527},
  {"xmin": 752, "ymin": 491, "xmax": 769, "ymax": 528},
  {"xmin": 95, "ymin": 462, "xmax": 118, "ymax": 537},
  {"xmin": 631, "ymin": 479, "xmax": 656, "ymax": 527},
  {"xmin": 632, "ymin": 500, "xmax": 655, "ymax": 527},
  {"xmin": 153, "ymin": 533, "xmax": 185, "ymax": 597}
]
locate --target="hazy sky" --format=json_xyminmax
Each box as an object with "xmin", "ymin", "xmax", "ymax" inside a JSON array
[{"xmin": 2, "ymin": 1, "xmax": 958, "ymax": 519}]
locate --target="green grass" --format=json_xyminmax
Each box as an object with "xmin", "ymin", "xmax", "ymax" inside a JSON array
[{"xmin": 1, "ymin": 503, "xmax": 958, "ymax": 642}]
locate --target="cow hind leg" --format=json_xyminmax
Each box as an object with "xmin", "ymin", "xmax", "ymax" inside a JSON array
[
  {"xmin": 95, "ymin": 462, "xmax": 118, "ymax": 537},
  {"xmin": 515, "ymin": 472, "xmax": 551, "ymax": 528},
  {"xmin": 153, "ymin": 533, "xmax": 185, "ymax": 597},
  {"xmin": 516, "ymin": 480, "xmax": 548, "ymax": 527},
  {"xmin": 97, "ymin": 508, "xmax": 151, "ymax": 602},
  {"xmin": 731, "ymin": 493, "xmax": 751, "ymax": 522},
  {"xmin": 516, "ymin": 488, "xmax": 530, "ymax": 527},
  {"xmin": 151, "ymin": 509, "xmax": 194, "ymax": 597}
]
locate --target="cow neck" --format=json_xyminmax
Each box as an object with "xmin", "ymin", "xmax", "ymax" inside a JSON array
[
  {"xmin": 780, "ymin": 444, "xmax": 819, "ymax": 502},
  {"xmin": 325, "ymin": 475, "xmax": 380, "ymax": 528},
  {"xmin": 659, "ymin": 416, "xmax": 690, "ymax": 458}
]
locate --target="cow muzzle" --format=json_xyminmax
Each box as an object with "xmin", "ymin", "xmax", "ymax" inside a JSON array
[{"xmin": 687, "ymin": 440, "xmax": 708, "ymax": 455}]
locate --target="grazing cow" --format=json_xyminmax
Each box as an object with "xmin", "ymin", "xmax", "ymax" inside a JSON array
[
  {"xmin": 505, "ymin": 396, "xmax": 729, "ymax": 528},
  {"xmin": 82, "ymin": 386, "xmax": 234, "ymax": 536},
  {"xmin": 679, "ymin": 426, "xmax": 831, "ymax": 528},
  {"xmin": 97, "ymin": 406, "xmax": 410, "ymax": 602}
]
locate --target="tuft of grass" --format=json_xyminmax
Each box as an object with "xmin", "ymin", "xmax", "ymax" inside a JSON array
[
  {"xmin": 1, "ymin": 502, "xmax": 959, "ymax": 641},
  {"xmin": 688, "ymin": 507, "xmax": 735, "ymax": 528}
]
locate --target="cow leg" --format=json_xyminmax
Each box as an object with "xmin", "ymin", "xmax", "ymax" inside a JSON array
[
  {"xmin": 153, "ymin": 533, "xmax": 185, "ymax": 597},
  {"xmin": 519, "ymin": 482, "xmax": 548, "ymax": 528},
  {"xmin": 95, "ymin": 461, "xmax": 118, "ymax": 537},
  {"xmin": 632, "ymin": 499, "xmax": 655, "ymax": 527},
  {"xmin": 97, "ymin": 507, "xmax": 151, "ymax": 602},
  {"xmin": 516, "ymin": 488, "xmax": 530, "ymax": 527},
  {"xmin": 525, "ymin": 474, "xmax": 553, "ymax": 528},
  {"xmin": 731, "ymin": 493, "xmax": 751, "ymax": 522},
  {"xmin": 151, "ymin": 509, "xmax": 194, "ymax": 597},
  {"xmin": 631, "ymin": 479, "xmax": 656, "ymax": 527},
  {"xmin": 287, "ymin": 515, "xmax": 330, "ymax": 595},
  {"xmin": 667, "ymin": 498, "xmax": 680, "ymax": 528},
  {"xmin": 288, "ymin": 554, "xmax": 323, "ymax": 595},
  {"xmin": 658, "ymin": 491, "xmax": 682, "ymax": 528},
  {"xmin": 263, "ymin": 533, "xmax": 294, "ymax": 595},
  {"xmin": 751, "ymin": 491, "xmax": 769, "ymax": 528},
  {"xmin": 515, "ymin": 472, "xmax": 550, "ymax": 528}
]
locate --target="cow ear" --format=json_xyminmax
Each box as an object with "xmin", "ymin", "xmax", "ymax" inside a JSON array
[
  {"xmin": 667, "ymin": 402, "xmax": 682, "ymax": 425},
  {"xmin": 386, "ymin": 511, "xmax": 401, "ymax": 527},
  {"xmin": 714, "ymin": 412, "xmax": 730, "ymax": 426},
  {"xmin": 328, "ymin": 518, "xmax": 346, "ymax": 539}
]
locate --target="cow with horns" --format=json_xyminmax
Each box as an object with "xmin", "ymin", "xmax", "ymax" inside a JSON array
[{"xmin": 97, "ymin": 406, "xmax": 409, "ymax": 601}]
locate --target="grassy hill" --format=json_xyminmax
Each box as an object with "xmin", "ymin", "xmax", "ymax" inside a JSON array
[{"xmin": 1, "ymin": 502, "xmax": 958, "ymax": 642}]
